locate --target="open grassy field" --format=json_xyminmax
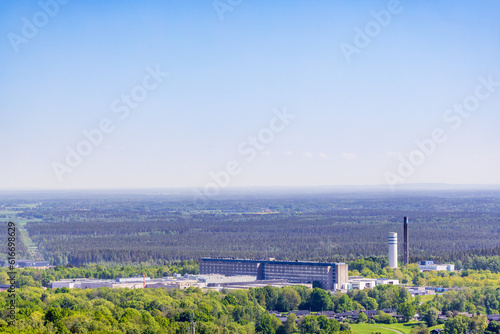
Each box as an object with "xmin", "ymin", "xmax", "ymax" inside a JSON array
[
  {"xmin": 350, "ymin": 323, "xmax": 398, "ymax": 334},
  {"xmin": 351, "ymin": 321, "xmax": 425, "ymax": 334},
  {"xmin": 429, "ymin": 324, "xmax": 445, "ymax": 331},
  {"xmin": 419, "ymin": 295, "xmax": 437, "ymax": 303},
  {"xmin": 351, "ymin": 322, "xmax": 445, "ymax": 334}
]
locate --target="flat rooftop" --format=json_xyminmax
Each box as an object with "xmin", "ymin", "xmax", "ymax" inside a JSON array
[{"xmin": 200, "ymin": 258, "xmax": 346, "ymax": 267}]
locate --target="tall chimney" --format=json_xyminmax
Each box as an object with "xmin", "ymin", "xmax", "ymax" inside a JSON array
[
  {"xmin": 388, "ymin": 232, "xmax": 398, "ymax": 268},
  {"xmin": 403, "ymin": 216, "xmax": 409, "ymax": 265}
]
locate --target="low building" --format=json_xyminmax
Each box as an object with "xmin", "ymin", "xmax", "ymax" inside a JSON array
[
  {"xmin": 348, "ymin": 277, "xmax": 399, "ymax": 290},
  {"xmin": 487, "ymin": 315, "xmax": 500, "ymax": 322},
  {"xmin": 349, "ymin": 278, "xmax": 377, "ymax": 290},
  {"xmin": 197, "ymin": 274, "xmax": 257, "ymax": 287},
  {"xmin": 207, "ymin": 279, "xmax": 311, "ymax": 290},
  {"xmin": 425, "ymin": 287, "xmax": 449, "ymax": 293},
  {"xmin": 79, "ymin": 280, "xmax": 114, "ymax": 289},
  {"xmin": 376, "ymin": 278, "xmax": 399, "ymax": 285},
  {"xmin": 406, "ymin": 286, "xmax": 435, "ymax": 297},
  {"xmin": 51, "ymin": 281, "xmax": 74, "ymax": 289},
  {"xmin": 51, "ymin": 278, "xmax": 89, "ymax": 289},
  {"xmin": 418, "ymin": 261, "xmax": 455, "ymax": 272},
  {"xmin": 289, "ymin": 310, "xmax": 311, "ymax": 317},
  {"xmin": 146, "ymin": 281, "xmax": 197, "ymax": 289},
  {"xmin": 116, "ymin": 277, "xmax": 150, "ymax": 283},
  {"xmin": 0, "ymin": 284, "xmax": 11, "ymax": 291},
  {"xmin": 51, "ymin": 278, "xmax": 144, "ymax": 289},
  {"xmin": 50, "ymin": 274, "xmax": 262, "ymax": 290},
  {"xmin": 430, "ymin": 329, "xmax": 444, "ymax": 334}
]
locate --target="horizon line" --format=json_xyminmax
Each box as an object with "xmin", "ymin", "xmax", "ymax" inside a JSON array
[{"xmin": 1, "ymin": 183, "xmax": 500, "ymax": 193}]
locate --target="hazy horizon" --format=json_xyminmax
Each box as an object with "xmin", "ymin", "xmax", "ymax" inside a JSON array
[{"xmin": 2, "ymin": 183, "xmax": 500, "ymax": 193}]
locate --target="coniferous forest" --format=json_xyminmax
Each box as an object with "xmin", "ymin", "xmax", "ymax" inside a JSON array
[{"xmin": 1, "ymin": 189, "xmax": 500, "ymax": 267}]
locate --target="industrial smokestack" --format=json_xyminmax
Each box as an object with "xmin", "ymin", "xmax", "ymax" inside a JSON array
[
  {"xmin": 388, "ymin": 232, "xmax": 398, "ymax": 268},
  {"xmin": 403, "ymin": 216, "xmax": 409, "ymax": 265}
]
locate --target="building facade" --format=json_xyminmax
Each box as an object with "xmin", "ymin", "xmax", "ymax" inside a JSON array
[
  {"xmin": 199, "ymin": 259, "xmax": 261, "ymax": 277},
  {"xmin": 348, "ymin": 277, "xmax": 399, "ymax": 290},
  {"xmin": 199, "ymin": 258, "xmax": 348, "ymax": 290},
  {"xmin": 418, "ymin": 261, "xmax": 455, "ymax": 272}
]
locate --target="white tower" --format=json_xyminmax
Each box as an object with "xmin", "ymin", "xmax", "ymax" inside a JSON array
[{"xmin": 388, "ymin": 232, "xmax": 398, "ymax": 268}]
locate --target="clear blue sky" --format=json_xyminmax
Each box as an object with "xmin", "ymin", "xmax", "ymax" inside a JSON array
[{"xmin": 1, "ymin": 0, "xmax": 499, "ymax": 189}]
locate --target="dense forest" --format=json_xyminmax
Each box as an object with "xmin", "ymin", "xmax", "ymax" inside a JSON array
[{"xmin": 1, "ymin": 189, "xmax": 500, "ymax": 266}]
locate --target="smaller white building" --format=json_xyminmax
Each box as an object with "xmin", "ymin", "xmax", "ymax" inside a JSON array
[
  {"xmin": 348, "ymin": 277, "xmax": 399, "ymax": 290},
  {"xmin": 406, "ymin": 286, "xmax": 436, "ymax": 297},
  {"xmin": 51, "ymin": 278, "xmax": 89, "ymax": 289},
  {"xmin": 51, "ymin": 280, "xmax": 76, "ymax": 289},
  {"xmin": 418, "ymin": 261, "xmax": 454, "ymax": 272},
  {"xmin": 80, "ymin": 281, "xmax": 114, "ymax": 289},
  {"xmin": 116, "ymin": 277, "xmax": 150, "ymax": 283},
  {"xmin": 376, "ymin": 278, "xmax": 399, "ymax": 285},
  {"xmin": 350, "ymin": 278, "xmax": 377, "ymax": 290}
]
